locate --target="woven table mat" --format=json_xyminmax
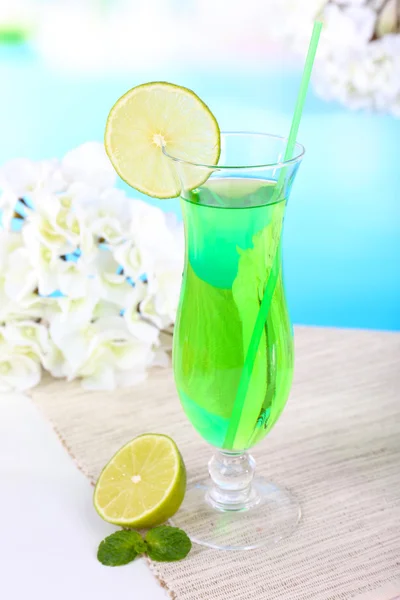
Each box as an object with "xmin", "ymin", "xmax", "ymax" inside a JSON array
[{"xmin": 31, "ymin": 326, "xmax": 400, "ymax": 600}]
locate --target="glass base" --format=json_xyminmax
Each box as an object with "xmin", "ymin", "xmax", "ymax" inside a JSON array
[{"xmin": 170, "ymin": 477, "xmax": 301, "ymax": 551}]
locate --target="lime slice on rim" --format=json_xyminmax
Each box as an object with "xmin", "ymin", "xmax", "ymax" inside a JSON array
[
  {"xmin": 94, "ymin": 433, "xmax": 186, "ymax": 528},
  {"xmin": 104, "ymin": 81, "xmax": 221, "ymax": 199}
]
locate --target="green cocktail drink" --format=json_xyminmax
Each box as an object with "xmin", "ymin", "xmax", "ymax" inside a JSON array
[
  {"xmin": 167, "ymin": 130, "xmax": 304, "ymax": 550},
  {"xmin": 173, "ymin": 178, "xmax": 294, "ymax": 451}
]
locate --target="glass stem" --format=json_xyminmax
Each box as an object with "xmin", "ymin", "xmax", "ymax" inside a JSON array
[{"xmin": 207, "ymin": 451, "xmax": 260, "ymax": 511}]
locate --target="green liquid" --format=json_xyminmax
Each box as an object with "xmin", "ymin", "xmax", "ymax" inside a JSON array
[{"xmin": 173, "ymin": 178, "xmax": 294, "ymax": 451}]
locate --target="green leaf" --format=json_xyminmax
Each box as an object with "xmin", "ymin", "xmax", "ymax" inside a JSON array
[
  {"xmin": 176, "ymin": 263, "xmax": 244, "ymax": 421},
  {"xmin": 145, "ymin": 526, "xmax": 192, "ymax": 562},
  {"xmin": 97, "ymin": 530, "xmax": 146, "ymax": 567}
]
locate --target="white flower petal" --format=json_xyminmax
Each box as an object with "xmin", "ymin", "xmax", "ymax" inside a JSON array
[
  {"xmin": 113, "ymin": 240, "xmax": 145, "ymax": 279},
  {"xmin": 77, "ymin": 188, "xmax": 130, "ymax": 244},
  {"xmin": 49, "ymin": 283, "xmax": 100, "ymax": 331},
  {"xmin": 94, "ymin": 250, "xmax": 133, "ymax": 306},
  {"xmin": 125, "ymin": 318, "xmax": 159, "ymax": 345},
  {"xmin": 139, "ymin": 293, "xmax": 165, "ymax": 329},
  {"xmin": 0, "ymin": 231, "xmax": 24, "ymax": 266},
  {"xmin": 50, "ymin": 322, "xmax": 97, "ymax": 372},
  {"xmin": 0, "ymin": 287, "xmax": 45, "ymax": 322},
  {"xmin": 92, "ymin": 300, "xmax": 121, "ymax": 319},
  {"xmin": 0, "ymin": 158, "xmax": 66, "ymax": 197},
  {"xmin": 129, "ymin": 200, "xmax": 182, "ymax": 274},
  {"xmin": 1, "ymin": 321, "xmax": 50, "ymax": 358},
  {"xmin": 0, "ymin": 190, "xmax": 19, "ymax": 230},
  {"xmin": 62, "ymin": 142, "xmax": 116, "ymax": 191},
  {"xmin": 80, "ymin": 365, "xmax": 116, "ymax": 391},
  {"xmin": 99, "ymin": 278, "xmax": 133, "ymax": 306},
  {"xmin": 57, "ymin": 261, "xmax": 91, "ymax": 299},
  {"xmin": 4, "ymin": 247, "xmax": 38, "ymax": 301},
  {"xmin": 79, "ymin": 224, "xmax": 97, "ymax": 259},
  {"xmin": 41, "ymin": 341, "xmax": 69, "ymax": 378},
  {"xmin": 110, "ymin": 340, "xmax": 154, "ymax": 371},
  {"xmin": 91, "ymin": 315, "xmax": 132, "ymax": 341},
  {"xmin": 24, "ymin": 210, "xmax": 73, "ymax": 253},
  {"xmin": 0, "ymin": 158, "xmax": 39, "ymax": 196},
  {"xmin": 0, "ymin": 343, "xmax": 42, "ymax": 392},
  {"xmin": 124, "ymin": 290, "xmax": 160, "ymax": 345}
]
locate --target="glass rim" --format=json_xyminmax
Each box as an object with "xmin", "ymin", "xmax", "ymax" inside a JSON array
[{"xmin": 162, "ymin": 131, "xmax": 305, "ymax": 170}]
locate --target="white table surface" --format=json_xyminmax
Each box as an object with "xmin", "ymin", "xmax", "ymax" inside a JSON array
[{"xmin": 0, "ymin": 392, "xmax": 167, "ymax": 600}]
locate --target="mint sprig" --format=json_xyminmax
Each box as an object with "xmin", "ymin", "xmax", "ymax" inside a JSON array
[
  {"xmin": 97, "ymin": 526, "xmax": 192, "ymax": 567},
  {"xmin": 97, "ymin": 530, "xmax": 146, "ymax": 566},
  {"xmin": 145, "ymin": 526, "xmax": 192, "ymax": 562}
]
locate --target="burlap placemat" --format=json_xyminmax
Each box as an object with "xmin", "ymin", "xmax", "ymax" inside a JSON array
[{"xmin": 31, "ymin": 326, "xmax": 400, "ymax": 600}]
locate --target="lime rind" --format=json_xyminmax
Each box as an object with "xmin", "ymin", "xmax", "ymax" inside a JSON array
[
  {"xmin": 94, "ymin": 433, "xmax": 186, "ymax": 528},
  {"xmin": 104, "ymin": 82, "xmax": 221, "ymax": 199}
]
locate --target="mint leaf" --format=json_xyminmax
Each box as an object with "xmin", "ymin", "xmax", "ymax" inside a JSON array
[
  {"xmin": 97, "ymin": 530, "xmax": 146, "ymax": 567},
  {"xmin": 145, "ymin": 526, "xmax": 192, "ymax": 562}
]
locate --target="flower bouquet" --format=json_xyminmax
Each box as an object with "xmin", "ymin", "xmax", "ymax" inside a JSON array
[
  {"xmin": 0, "ymin": 142, "xmax": 183, "ymax": 392},
  {"xmin": 267, "ymin": 0, "xmax": 400, "ymax": 116}
]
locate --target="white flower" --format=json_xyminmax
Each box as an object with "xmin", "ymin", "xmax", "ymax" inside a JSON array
[
  {"xmin": 0, "ymin": 231, "xmax": 23, "ymax": 266},
  {"xmin": 112, "ymin": 240, "xmax": 145, "ymax": 279},
  {"xmin": 264, "ymin": 0, "xmax": 328, "ymax": 51},
  {"xmin": 123, "ymin": 282, "xmax": 160, "ymax": 345},
  {"xmin": 56, "ymin": 258, "xmax": 97, "ymax": 299},
  {"xmin": 4, "ymin": 246, "xmax": 38, "ymax": 302},
  {"xmin": 0, "ymin": 319, "xmax": 59, "ymax": 382},
  {"xmin": 114, "ymin": 200, "xmax": 184, "ymax": 296},
  {"xmin": 45, "ymin": 283, "xmax": 100, "ymax": 331},
  {"xmin": 49, "ymin": 315, "xmax": 154, "ymax": 390},
  {"xmin": 44, "ymin": 283, "xmax": 104, "ymax": 379},
  {"xmin": 1, "ymin": 320, "xmax": 50, "ymax": 359},
  {"xmin": 321, "ymin": 4, "xmax": 376, "ymax": 55},
  {"xmin": 92, "ymin": 299, "xmax": 122, "ymax": 319},
  {"xmin": 28, "ymin": 210, "xmax": 74, "ymax": 254},
  {"xmin": 113, "ymin": 205, "xmax": 184, "ymax": 281},
  {"xmin": 0, "ymin": 332, "xmax": 42, "ymax": 392},
  {"xmin": 129, "ymin": 199, "xmax": 180, "ymax": 269},
  {"xmin": 94, "ymin": 249, "xmax": 133, "ymax": 306},
  {"xmin": 89, "ymin": 316, "xmax": 154, "ymax": 382},
  {"xmin": 49, "ymin": 317, "xmax": 96, "ymax": 374},
  {"xmin": 0, "ymin": 289, "xmax": 45, "ymax": 323},
  {"xmin": 25, "ymin": 190, "xmax": 86, "ymax": 254},
  {"xmin": 61, "ymin": 142, "xmax": 116, "ymax": 191},
  {"xmin": 119, "ymin": 203, "xmax": 184, "ymax": 328},
  {"xmin": 0, "ymin": 143, "xmax": 185, "ymax": 390},
  {"xmin": 0, "ymin": 157, "xmax": 66, "ymax": 197},
  {"xmin": 314, "ymin": 32, "xmax": 400, "ymax": 115},
  {"xmin": 148, "ymin": 261, "xmax": 182, "ymax": 327},
  {"xmin": 262, "ymin": 0, "xmax": 400, "ymax": 116},
  {"xmin": 21, "ymin": 225, "xmax": 59, "ymax": 296},
  {"xmin": 0, "ymin": 234, "xmax": 44, "ymax": 321},
  {"xmin": 0, "ymin": 189, "xmax": 18, "ymax": 231},
  {"xmin": 76, "ymin": 187, "xmax": 130, "ymax": 244},
  {"xmin": 42, "ymin": 342, "xmax": 68, "ymax": 378},
  {"xmin": 22, "ymin": 209, "xmax": 98, "ymax": 298}
]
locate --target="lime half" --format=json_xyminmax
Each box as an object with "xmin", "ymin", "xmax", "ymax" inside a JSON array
[
  {"xmin": 94, "ymin": 434, "xmax": 186, "ymax": 528},
  {"xmin": 104, "ymin": 82, "xmax": 221, "ymax": 198}
]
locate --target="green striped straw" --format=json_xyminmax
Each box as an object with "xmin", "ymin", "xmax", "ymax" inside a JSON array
[{"xmin": 223, "ymin": 21, "xmax": 323, "ymax": 450}]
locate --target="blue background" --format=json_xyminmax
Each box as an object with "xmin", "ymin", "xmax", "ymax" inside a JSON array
[{"xmin": 1, "ymin": 45, "xmax": 399, "ymax": 331}]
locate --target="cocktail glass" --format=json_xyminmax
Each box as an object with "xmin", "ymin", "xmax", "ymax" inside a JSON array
[{"xmin": 165, "ymin": 132, "xmax": 304, "ymax": 550}]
